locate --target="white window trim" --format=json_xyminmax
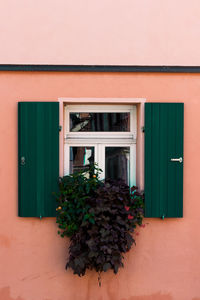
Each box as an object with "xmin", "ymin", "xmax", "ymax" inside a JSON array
[
  {"xmin": 64, "ymin": 104, "xmax": 136, "ymax": 186},
  {"xmin": 64, "ymin": 143, "xmax": 136, "ymax": 187},
  {"xmin": 65, "ymin": 104, "xmax": 137, "ymax": 141},
  {"xmin": 58, "ymin": 98, "xmax": 146, "ymax": 191}
]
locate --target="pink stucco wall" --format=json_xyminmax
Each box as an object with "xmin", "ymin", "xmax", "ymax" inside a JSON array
[
  {"xmin": 1, "ymin": 71, "xmax": 200, "ymax": 300},
  {"xmin": 0, "ymin": 0, "xmax": 200, "ymax": 65}
]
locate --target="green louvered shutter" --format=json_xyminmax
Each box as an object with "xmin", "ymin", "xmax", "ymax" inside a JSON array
[
  {"xmin": 145, "ymin": 103, "xmax": 184, "ymax": 218},
  {"xmin": 18, "ymin": 102, "xmax": 59, "ymax": 217}
]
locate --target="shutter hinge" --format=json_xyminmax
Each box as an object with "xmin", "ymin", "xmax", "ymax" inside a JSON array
[
  {"xmin": 141, "ymin": 126, "xmax": 145, "ymax": 132},
  {"xmin": 59, "ymin": 126, "xmax": 62, "ymax": 132}
]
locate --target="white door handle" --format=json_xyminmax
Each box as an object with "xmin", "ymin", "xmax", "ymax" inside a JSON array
[{"xmin": 170, "ymin": 157, "xmax": 183, "ymax": 163}]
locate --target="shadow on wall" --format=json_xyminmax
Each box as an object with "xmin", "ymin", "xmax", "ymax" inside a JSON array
[
  {"xmin": 0, "ymin": 286, "xmax": 53, "ymax": 300},
  {"xmin": 121, "ymin": 293, "xmax": 172, "ymax": 300},
  {"xmin": 0, "ymin": 287, "xmax": 25, "ymax": 300},
  {"xmin": 122, "ymin": 294, "xmax": 200, "ymax": 300},
  {"xmin": 1, "ymin": 286, "xmax": 200, "ymax": 300}
]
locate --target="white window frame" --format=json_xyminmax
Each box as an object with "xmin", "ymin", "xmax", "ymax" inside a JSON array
[{"xmin": 64, "ymin": 104, "xmax": 137, "ymax": 187}]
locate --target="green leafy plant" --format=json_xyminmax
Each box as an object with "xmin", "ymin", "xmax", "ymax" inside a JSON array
[{"xmin": 56, "ymin": 164, "xmax": 144, "ymax": 282}]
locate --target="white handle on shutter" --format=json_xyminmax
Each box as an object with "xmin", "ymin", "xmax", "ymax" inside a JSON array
[{"xmin": 170, "ymin": 157, "xmax": 183, "ymax": 163}]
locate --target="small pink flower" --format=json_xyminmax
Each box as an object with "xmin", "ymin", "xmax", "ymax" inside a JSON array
[
  {"xmin": 125, "ymin": 206, "xmax": 130, "ymax": 211},
  {"xmin": 136, "ymin": 232, "xmax": 139, "ymax": 236},
  {"xmin": 128, "ymin": 214, "xmax": 133, "ymax": 219},
  {"xmin": 141, "ymin": 224, "xmax": 146, "ymax": 228}
]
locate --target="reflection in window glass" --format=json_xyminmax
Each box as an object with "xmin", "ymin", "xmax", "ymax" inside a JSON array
[
  {"xmin": 70, "ymin": 112, "xmax": 130, "ymax": 132},
  {"xmin": 105, "ymin": 147, "xmax": 130, "ymax": 185},
  {"xmin": 70, "ymin": 147, "xmax": 94, "ymax": 174}
]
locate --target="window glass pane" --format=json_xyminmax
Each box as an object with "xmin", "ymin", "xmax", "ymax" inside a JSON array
[
  {"xmin": 70, "ymin": 112, "xmax": 130, "ymax": 132},
  {"xmin": 70, "ymin": 146, "xmax": 94, "ymax": 174},
  {"xmin": 105, "ymin": 147, "xmax": 130, "ymax": 185}
]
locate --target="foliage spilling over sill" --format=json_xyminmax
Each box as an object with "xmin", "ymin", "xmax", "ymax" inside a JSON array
[{"xmin": 55, "ymin": 165, "xmax": 144, "ymax": 284}]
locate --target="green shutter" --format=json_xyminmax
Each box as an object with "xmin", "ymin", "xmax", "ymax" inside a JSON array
[
  {"xmin": 145, "ymin": 103, "xmax": 184, "ymax": 218},
  {"xmin": 18, "ymin": 102, "xmax": 59, "ymax": 217}
]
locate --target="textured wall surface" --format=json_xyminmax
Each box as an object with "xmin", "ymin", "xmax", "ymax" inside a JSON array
[
  {"xmin": 0, "ymin": 0, "xmax": 200, "ymax": 65},
  {"xmin": 0, "ymin": 72, "xmax": 200, "ymax": 300}
]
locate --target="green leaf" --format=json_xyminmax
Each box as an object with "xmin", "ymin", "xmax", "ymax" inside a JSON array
[
  {"xmin": 55, "ymin": 164, "xmax": 144, "ymax": 277},
  {"xmin": 89, "ymin": 218, "xmax": 95, "ymax": 224},
  {"xmin": 103, "ymin": 263, "xmax": 111, "ymax": 272}
]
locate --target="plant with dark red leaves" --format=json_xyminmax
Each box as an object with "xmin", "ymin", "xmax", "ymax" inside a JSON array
[{"xmin": 56, "ymin": 164, "xmax": 144, "ymax": 280}]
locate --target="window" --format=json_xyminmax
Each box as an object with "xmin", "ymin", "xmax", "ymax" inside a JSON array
[
  {"xmin": 18, "ymin": 101, "xmax": 184, "ymax": 218},
  {"xmin": 64, "ymin": 105, "xmax": 137, "ymax": 187}
]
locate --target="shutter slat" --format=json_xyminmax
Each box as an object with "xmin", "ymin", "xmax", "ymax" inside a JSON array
[
  {"xmin": 145, "ymin": 103, "xmax": 184, "ymax": 218},
  {"xmin": 144, "ymin": 103, "xmax": 152, "ymax": 217},
  {"xmin": 176, "ymin": 103, "xmax": 184, "ymax": 217},
  {"xmin": 167, "ymin": 104, "xmax": 177, "ymax": 217},
  {"xmin": 43, "ymin": 103, "xmax": 59, "ymax": 217},
  {"xmin": 18, "ymin": 102, "xmax": 59, "ymax": 217},
  {"xmin": 151, "ymin": 104, "xmax": 160, "ymax": 217},
  {"xmin": 159, "ymin": 104, "xmax": 168, "ymax": 218}
]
